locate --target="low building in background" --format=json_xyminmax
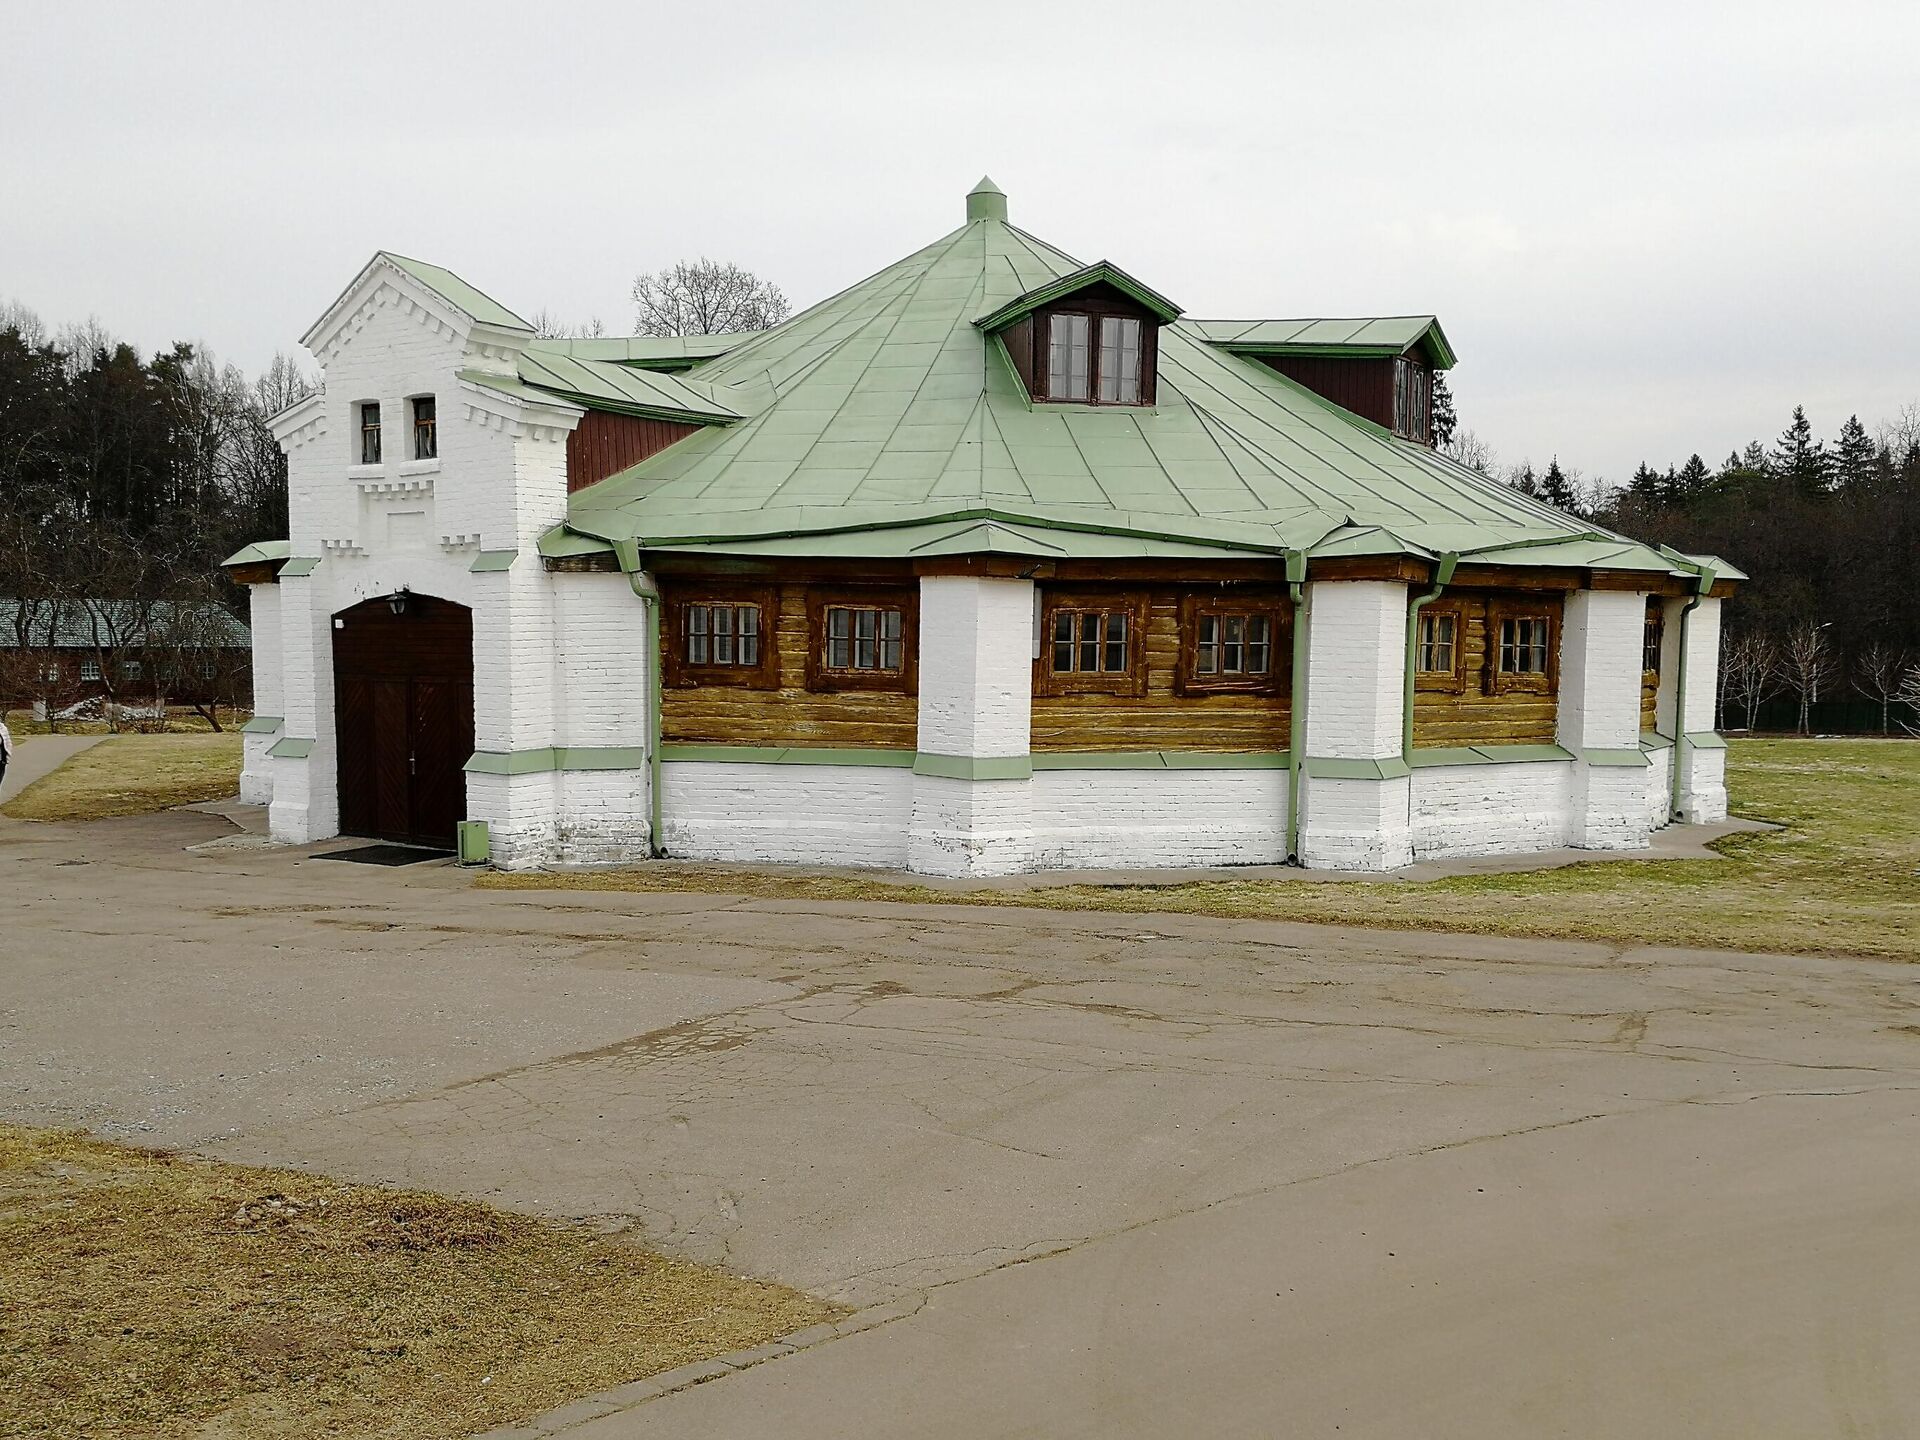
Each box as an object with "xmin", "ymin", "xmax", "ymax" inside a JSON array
[
  {"xmin": 0, "ymin": 599, "xmax": 252, "ymax": 718},
  {"xmin": 223, "ymin": 180, "xmax": 1740, "ymax": 872}
]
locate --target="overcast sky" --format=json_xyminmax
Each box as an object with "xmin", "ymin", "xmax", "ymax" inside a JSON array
[{"xmin": 6, "ymin": 0, "xmax": 1916, "ymax": 484}]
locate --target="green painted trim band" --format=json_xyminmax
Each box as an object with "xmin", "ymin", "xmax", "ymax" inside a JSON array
[
  {"xmin": 1407, "ymin": 747, "xmax": 1486, "ymax": 768},
  {"xmin": 469, "ymin": 549, "xmax": 518, "ymax": 573},
  {"xmin": 1583, "ymin": 747, "xmax": 1651, "ymax": 769},
  {"xmin": 1407, "ymin": 743, "xmax": 1577, "ymax": 769},
  {"xmin": 913, "ymin": 752, "xmax": 1034, "ymax": 781},
  {"xmin": 267, "ymin": 737, "xmax": 314, "ymax": 759},
  {"xmin": 464, "ymin": 746, "xmax": 652, "ymax": 775},
  {"xmin": 1684, "ymin": 731, "xmax": 1729, "ymax": 750},
  {"xmin": 1640, "ymin": 731, "xmax": 1674, "ymax": 751},
  {"xmin": 279, "ymin": 556, "xmax": 322, "ymax": 578},
  {"xmin": 1302, "ymin": 755, "xmax": 1412, "ymax": 781},
  {"xmin": 241, "ymin": 715, "xmax": 283, "ymax": 734},
  {"xmin": 659, "ymin": 744, "xmax": 917, "ymax": 768},
  {"xmin": 1031, "ymin": 750, "xmax": 1291, "ymax": 771}
]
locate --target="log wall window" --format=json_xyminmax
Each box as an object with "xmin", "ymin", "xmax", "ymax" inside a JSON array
[
  {"xmin": 358, "ymin": 402, "xmax": 382, "ymax": 465},
  {"xmin": 1415, "ymin": 604, "xmax": 1467, "ymax": 693},
  {"xmin": 1489, "ymin": 606, "xmax": 1557, "ymax": 696},
  {"xmin": 1177, "ymin": 595, "xmax": 1288, "ymax": 696},
  {"xmin": 1035, "ymin": 591, "xmax": 1149, "ymax": 697},
  {"xmin": 808, "ymin": 591, "xmax": 917, "ymax": 694},
  {"xmin": 663, "ymin": 587, "xmax": 780, "ymax": 690},
  {"xmin": 685, "ymin": 603, "xmax": 761, "ymax": 667},
  {"xmin": 411, "ymin": 395, "xmax": 437, "ymax": 460}
]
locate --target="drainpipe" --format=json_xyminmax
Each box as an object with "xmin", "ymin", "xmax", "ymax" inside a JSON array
[
  {"xmin": 1285, "ymin": 550, "xmax": 1309, "ymax": 863},
  {"xmin": 1403, "ymin": 552, "xmax": 1459, "ymax": 766},
  {"xmin": 613, "ymin": 539, "xmax": 665, "ymax": 858},
  {"xmin": 1668, "ymin": 565, "xmax": 1716, "ymax": 823}
]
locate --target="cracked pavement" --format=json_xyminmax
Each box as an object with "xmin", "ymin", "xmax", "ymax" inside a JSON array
[{"xmin": 5, "ymin": 806, "xmax": 1920, "ymax": 1436}]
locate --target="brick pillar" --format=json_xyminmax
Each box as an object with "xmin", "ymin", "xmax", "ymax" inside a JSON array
[
  {"xmin": 1557, "ymin": 589, "xmax": 1654, "ymax": 848},
  {"xmin": 1673, "ymin": 596, "xmax": 1727, "ymax": 821},
  {"xmin": 267, "ymin": 568, "xmax": 338, "ymax": 843},
  {"xmin": 239, "ymin": 583, "xmax": 283, "ymax": 806},
  {"xmin": 1298, "ymin": 579, "xmax": 1413, "ymax": 870},
  {"xmin": 907, "ymin": 575, "xmax": 1035, "ymax": 877}
]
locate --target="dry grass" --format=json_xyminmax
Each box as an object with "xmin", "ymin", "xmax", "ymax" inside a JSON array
[
  {"xmin": 2, "ymin": 707, "xmax": 243, "ymax": 737},
  {"xmin": 0, "ymin": 1125, "xmax": 837, "ymax": 1439},
  {"xmin": 2, "ymin": 733, "xmax": 243, "ymax": 821},
  {"xmin": 479, "ymin": 739, "xmax": 1920, "ymax": 963}
]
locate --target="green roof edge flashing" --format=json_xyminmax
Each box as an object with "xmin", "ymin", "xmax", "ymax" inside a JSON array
[{"xmin": 972, "ymin": 259, "xmax": 1183, "ymax": 333}]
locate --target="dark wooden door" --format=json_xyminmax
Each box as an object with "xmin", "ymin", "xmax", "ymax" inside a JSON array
[{"xmin": 331, "ymin": 595, "xmax": 474, "ymax": 848}]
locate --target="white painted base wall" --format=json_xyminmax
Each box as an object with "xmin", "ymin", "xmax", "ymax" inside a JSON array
[
  {"xmin": 1411, "ymin": 763, "xmax": 1570, "ymax": 858},
  {"xmin": 1029, "ymin": 768, "xmax": 1289, "ymax": 870},
  {"xmin": 663, "ymin": 761, "xmax": 915, "ymax": 868}
]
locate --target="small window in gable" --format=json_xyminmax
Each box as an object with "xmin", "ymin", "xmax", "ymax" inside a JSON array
[
  {"xmin": 1039, "ymin": 309, "xmax": 1150, "ymax": 406},
  {"xmin": 1098, "ymin": 317, "xmax": 1142, "ymax": 403},
  {"xmin": 411, "ymin": 395, "xmax": 437, "ymax": 460},
  {"xmin": 358, "ymin": 402, "xmax": 382, "ymax": 465},
  {"xmin": 1047, "ymin": 314, "xmax": 1091, "ymax": 401}
]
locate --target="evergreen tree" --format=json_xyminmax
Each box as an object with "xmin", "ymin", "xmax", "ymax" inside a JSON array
[
  {"xmin": 1674, "ymin": 453, "xmax": 1711, "ymax": 501},
  {"xmin": 1539, "ymin": 457, "xmax": 1579, "ymax": 512},
  {"xmin": 1832, "ymin": 414, "xmax": 1877, "ymax": 490},
  {"xmin": 1741, "ymin": 439, "xmax": 1768, "ymax": 471},
  {"xmin": 1771, "ymin": 405, "xmax": 1829, "ymax": 495},
  {"xmin": 1429, "ymin": 370, "xmax": 1457, "ymax": 448},
  {"xmin": 1510, "ymin": 462, "xmax": 1540, "ymax": 498},
  {"xmin": 1629, "ymin": 462, "xmax": 1665, "ymax": 502}
]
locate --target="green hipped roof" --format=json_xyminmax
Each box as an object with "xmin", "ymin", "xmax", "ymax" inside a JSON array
[
  {"xmin": 1187, "ymin": 315, "xmax": 1457, "ymax": 370},
  {"xmin": 538, "ymin": 186, "xmax": 1694, "ymax": 579},
  {"xmin": 380, "ymin": 252, "xmax": 534, "ymax": 334},
  {"xmin": 221, "ymin": 539, "xmax": 291, "ymax": 568}
]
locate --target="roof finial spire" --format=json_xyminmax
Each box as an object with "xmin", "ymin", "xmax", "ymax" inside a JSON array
[{"xmin": 966, "ymin": 176, "xmax": 1007, "ymax": 223}]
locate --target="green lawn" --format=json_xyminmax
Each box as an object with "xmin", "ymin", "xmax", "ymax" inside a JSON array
[{"xmin": 480, "ymin": 739, "xmax": 1920, "ymax": 963}]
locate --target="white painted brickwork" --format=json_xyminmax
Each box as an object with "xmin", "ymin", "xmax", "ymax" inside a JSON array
[
  {"xmin": 914, "ymin": 577, "xmax": 1029, "ymax": 757},
  {"xmin": 1303, "ymin": 774, "xmax": 1414, "ymax": 870},
  {"xmin": 664, "ymin": 762, "xmax": 914, "ymax": 868},
  {"xmin": 1411, "ymin": 763, "xmax": 1570, "ymax": 857},
  {"xmin": 240, "ymin": 585, "xmax": 283, "ymax": 805},
  {"xmin": 1302, "ymin": 581, "xmax": 1407, "ymax": 759},
  {"xmin": 1029, "ymin": 769, "xmax": 1288, "ymax": 869},
  {"xmin": 1559, "ymin": 590, "xmax": 1657, "ymax": 849},
  {"xmin": 906, "ymin": 775, "xmax": 1033, "ymax": 877}
]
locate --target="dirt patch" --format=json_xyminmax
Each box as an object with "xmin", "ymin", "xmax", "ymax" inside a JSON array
[{"xmin": 0, "ymin": 1125, "xmax": 838, "ymax": 1439}]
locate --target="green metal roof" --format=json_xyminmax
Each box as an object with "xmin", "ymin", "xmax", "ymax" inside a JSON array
[
  {"xmin": 380, "ymin": 252, "xmax": 533, "ymax": 333},
  {"xmin": 542, "ymin": 188, "xmax": 1674, "ymax": 575},
  {"xmin": 527, "ymin": 334, "xmax": 759, "ymax": 370},
  {"xmin": 973, "ymin": 259, "xmax": 1183, "ymax": 333},
  {"xmin": 510, "ymin": 349, "xmax": 743, "ymax": 425},
  {"xmin": 221, "ymin": 539, "xmax": 291, "ymax": 568},
  {"xmin": 1187, "ymin": 315, "xmax": 1457, "ymax": 370}
]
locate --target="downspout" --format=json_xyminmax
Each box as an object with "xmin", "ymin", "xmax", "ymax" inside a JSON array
[
  {"xmin": 1668, "ymin": 565, "xmax": 1716, "ymax": 823},
  {"xmin": 1285, "ymin": 550, "xmax": 1309, "ymax": 863},
  {"xmin": 612, "ymin": 539, "xmax": 665, "ymax": 858},
  {"xmin": 1403, "ymin": 552, "xmax": 1459, "ymax": 766}
]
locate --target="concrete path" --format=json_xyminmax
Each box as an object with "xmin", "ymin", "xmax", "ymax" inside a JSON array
[
  {"xmin": 0, "ymin": 732, "xmax": 104, "ymax": 809},
  {"xmin": 2, "ymin": 809, "xmax": 1917, "ymax": 1437}
]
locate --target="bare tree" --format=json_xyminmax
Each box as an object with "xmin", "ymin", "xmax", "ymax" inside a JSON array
[
  {"xmin": 630, "ymin": 258, "xmax": 789, "ymax": 337},
  {"xmin": 530, "ymin": 310, "xmax": 609, "ymax": 340},
  {"xmin": 1780, "ymin": 623, "xmax": 1835, "ymax": 735},
  {"xmin": 1719, "ymin": 630, "xmax": 1780, "ymax": 731},
  {"xmin": 1898, "ymin": 663, "xmax": 1920, "ymax": 737},
  {"xmin": 1853, "ymin": 643, "xmax": 1911, "ymax": 735},
  {"xmin": 1442, "ymin": 428, "xmax": 1496, "ymax": 474}
]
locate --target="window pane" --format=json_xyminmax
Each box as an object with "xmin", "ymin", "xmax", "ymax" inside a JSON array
[
  {"xmin": 855, "ymin": 609, "xmax": 878, "ymax": 669},
  {"xmin": 1103, "ymin": 612, "xmax": 1127, "ymax": 673},
  {"xmin": 713, "ymin": 607, "xmax": 734, "ymax": 665},
  {"xmin": 738, "ymin": 606, "xmax": 758, "ymax": 666},
  {"xmin": 1078, "ymin": 611, "xmax": 1100, "ymax": 672},
  {"xmin": 1097, "ymin": 316, "xmax": 1142, "ymax": 403},
  {"xmin": 1197, "ymin": 615, "xmax": 1218, "ymax": 674},
  {"xmin": 880, "ymin": 610, "xmax": 903, "ymax": 671},
  {"xmin": 1247, "ymin": 615, "xmax": 1271, "ymax": 674},
  {"xmin": 687, "ymin": 606, "xmax": 708, "ymax": 664},
  {"xmin": 1052, "ymin": 611, "xmax": 1074, "ymax": 672},
  {"xmin": 1222, "ymin": 614, "xmax": 1244, "ymax": 673},
  {"xmin": 1048, "ymin": 313, "xmax": 1090, "ymax": 401}
]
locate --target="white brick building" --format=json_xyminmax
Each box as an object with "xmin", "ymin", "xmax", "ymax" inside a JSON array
[{"xmin": 227, "ymin": 181, "xmax": 1739, "ymax": 876}]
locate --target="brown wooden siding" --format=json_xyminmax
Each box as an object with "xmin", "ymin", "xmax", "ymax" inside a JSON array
[
  {"xmin": 1031, "ymin": 588, "xmax": 1293, "ymax": 752},
  {"xmin": 1259, "ymin": 355, "xmax": 1396, "ymax": 431},
  {"xmin": 660, "ymin": 583, "xmax": 918, "ymax": 749},
  {"xmin": 1411, "ymin": 590, "xmax": 1563, "ymax": 747},
  {"xmin": 567, "ymin": 410, "xmax": 702, "ymax": 494}
]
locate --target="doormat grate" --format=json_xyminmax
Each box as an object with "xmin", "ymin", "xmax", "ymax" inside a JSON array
[{"xmin": 312, "ymin": 843, "xmax": 453, "ymax": 866}]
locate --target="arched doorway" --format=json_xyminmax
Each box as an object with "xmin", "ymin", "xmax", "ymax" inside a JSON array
[{"xmin": 332, "ymin": 593, "xmax": 474, "ymax": 848}]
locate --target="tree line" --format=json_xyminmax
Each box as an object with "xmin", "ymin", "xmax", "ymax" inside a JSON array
[
  {"xmin": 1446, "ymin": 402, "xmax": 1920, "ymax": 733},
  {"xmin": 0, "ymin": 300, "xmax": 312, "ymax": 726}
]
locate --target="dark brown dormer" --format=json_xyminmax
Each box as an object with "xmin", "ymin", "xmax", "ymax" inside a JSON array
[
  {"xmin": 975, "ymin": 262, "xmax": 1182, "ymax": 409},
  {"xmin": 1190, "ymin": 317, "xmax": 1455, "ymax": 446}
]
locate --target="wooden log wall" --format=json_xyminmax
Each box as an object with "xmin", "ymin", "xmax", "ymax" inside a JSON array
[
  {"xmin": 1410, "ymin": 590, "xmax": 1563, "ymax": 747},
  {"xmin": 1641, "ymin": 599, "xmax": 1662, "ymax": 733},
  {"xmin": 1031, "ymin": 590, "xmax": 1292, "ymax": 752},
  {"xmin": 660, "ymin": 584, "xmax": 917, "ymax": 749}
]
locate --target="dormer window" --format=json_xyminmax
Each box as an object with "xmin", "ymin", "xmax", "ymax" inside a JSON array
[
  {"xmin": 358, "ymin": 402, "xmax": 382, "ymax": 465},
  {"xmin": 974, "ymin": 260, "xmax": 1180, "ymax": 410},
  {"xmin": 411, "ymin": 396, "xmax": 437, "ymax": 460}
]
